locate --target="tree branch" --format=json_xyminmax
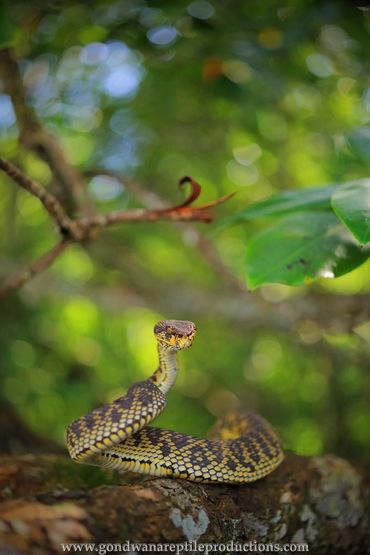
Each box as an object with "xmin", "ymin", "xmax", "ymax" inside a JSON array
[
  {"xmin": 0, "ymin": 44, "xmax": 242, "ymax": 295},
  {"xmin": 0, "ymin": 452, "xmax": 368, "ymax": 553},
  {"xmin": 0, "ymin": 239, "xmax": 70, "ymax": 298},
  {"xmin": 76, "ymin": 204, "xmax": 222, "ymax": 227},
  {"xmin": 85, "ymin": 168, "xmax": 245, "ymax": 292},
  {"xmin": 0, "ymin": 158, "xmax": 232, "ymax": 296},
  {"xmin": 0, "ymin": 157, "xmax": 76, "ymax": 235},
  {"xmin": 0, "ymin": 48, "xmax": 91, "ymax": 214},
  {"xmin": 78, "ymin": 282, "xmax": 370, "ymax": 335}
]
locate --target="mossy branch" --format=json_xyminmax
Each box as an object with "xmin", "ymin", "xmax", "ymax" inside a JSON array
[{"xmin": 0, "ymin": 452, "xmax": 368, "ymax": 554}]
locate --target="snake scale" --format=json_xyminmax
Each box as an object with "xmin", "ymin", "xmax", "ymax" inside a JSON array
[{"xmin": 66, "ymin": 320, "xmax": 284, "ymax": 483}]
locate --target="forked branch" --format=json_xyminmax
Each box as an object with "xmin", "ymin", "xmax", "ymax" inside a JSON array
[{"xmin": 0, "ymin": 159, "xmax": 232, "ymax": 297}]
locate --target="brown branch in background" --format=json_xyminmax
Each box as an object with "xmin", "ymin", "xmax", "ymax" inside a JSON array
[
  {"xmin": 0, "ymin": 158, "xmax": 79, "ymax": 237},
  {"xmin": 0, "ymin": 46, "xmax": 241, "ymax": 294},
  {"xmin": 0, "ymin": 239, "xmax": 70, "ymax": 298},
  {"xmin": 85, "ymin": 169, "xmax": 245, "ymax": 292},
  {"xmin": 0, "ymin": 48, "xmax": 92, "ymax": 215},
  {"xmin": 82, "ymin": 282, "xmax": 370, "ymax": 335},
  {"xmin": 77, "ymin": 191, "xmax": 234, "ymax": 227},
  {"xmin": 0, "ymin": 158, "xmax": 232, "ymax": 296}
]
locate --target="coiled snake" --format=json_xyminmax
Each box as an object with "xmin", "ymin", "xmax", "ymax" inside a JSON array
[{"xmin": 66, "ymin": 320, "xmax": 283, "ymax": 483}]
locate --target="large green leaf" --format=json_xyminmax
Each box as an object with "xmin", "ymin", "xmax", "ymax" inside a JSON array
[
  {"xmin": 219, "ymin": 185, "xmax": 337, "ymax": 227},
  {"xmin": 331, "ymin": 179, "xmax": 370, "ymax": 245},
  {"xmin": 346, "ymin": 127, "xmax": 370, "ymax": 164},
  {"xmin": 245, "ymin": 211, "xmax": 369, "ymax": 289}
]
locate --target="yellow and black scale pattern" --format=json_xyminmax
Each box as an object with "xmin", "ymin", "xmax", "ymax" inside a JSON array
[{"xmin": 67, "ymin": 320, "xmax": 284, "ymax": 484}]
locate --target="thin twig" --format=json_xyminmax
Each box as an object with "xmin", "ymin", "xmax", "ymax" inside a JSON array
[
  {"xmin": 77, "ymin": 206, "xmax": 214, "ymax": 227},
  {"xmin": 84, "ymin": 169, "xmax": 245, "ymax": 292}
]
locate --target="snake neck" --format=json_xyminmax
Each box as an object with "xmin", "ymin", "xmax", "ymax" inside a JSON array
[{"xmin": 149, "ymin": 346, "xmax": 179, "ymax": 395}]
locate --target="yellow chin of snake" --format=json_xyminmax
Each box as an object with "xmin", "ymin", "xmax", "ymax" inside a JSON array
[
  {"xmin": 154, "ymin": 319, "xmax": 196, "ymax": 351},
  {"xmin": 66, "ymin": 320, "xmax": 284, "ymax": 484},
  {"xmin": 156, "ymin": 332, "xmax": 195, "ymax": 351}
]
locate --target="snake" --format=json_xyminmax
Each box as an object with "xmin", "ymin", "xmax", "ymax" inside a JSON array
[{"xmin": 66, "ymin": 320, "xmax": 284, "ymax": 483}]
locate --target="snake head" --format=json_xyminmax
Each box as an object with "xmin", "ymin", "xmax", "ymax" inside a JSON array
[{"xmin": 154, "ymin": 320, "xmax": 196, "ymax": 351}]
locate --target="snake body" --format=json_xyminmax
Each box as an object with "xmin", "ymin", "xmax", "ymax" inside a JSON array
[{"xmin": 66, "ymin": 320, "xmax": 283, "ymax": 483}]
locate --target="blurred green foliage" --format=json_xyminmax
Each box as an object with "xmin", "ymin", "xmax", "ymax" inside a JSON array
[{"xmin": 0, "ymin": 0, "xmax": 369, "ymax": 462}]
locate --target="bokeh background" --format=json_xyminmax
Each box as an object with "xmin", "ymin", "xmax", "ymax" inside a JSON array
[{"xmin": 0, "ymin": 0, "xmax": 369, "ymax": 462}]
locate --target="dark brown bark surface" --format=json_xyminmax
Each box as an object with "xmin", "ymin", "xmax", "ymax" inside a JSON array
[{"xmin": 0, "ymin": 451, "xmax": 369, "ymax": 555}]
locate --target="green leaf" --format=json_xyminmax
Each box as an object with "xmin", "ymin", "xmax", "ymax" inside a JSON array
[
  {"xmin": 332, "ymin": 242, "xmax": 370, "ymax": 277},
  {"xmin": 331, "ymin": 179, "xmax": 370, "ymax": 245},
  {"xmin": 346, "ymin": 127, "xmax": 370, "ymax": 164},
  {"xmin": 219, "ymin": 185, "xmax": 337, "ymax": 227},
  {"xmin": 245, "ymin": 211, "xmax": 369, "ymax": 289}
]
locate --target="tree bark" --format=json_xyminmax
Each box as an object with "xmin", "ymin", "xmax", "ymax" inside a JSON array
[{"xmin": 0, "ymin": 452, "xmax": 368, "ymax": 554}]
